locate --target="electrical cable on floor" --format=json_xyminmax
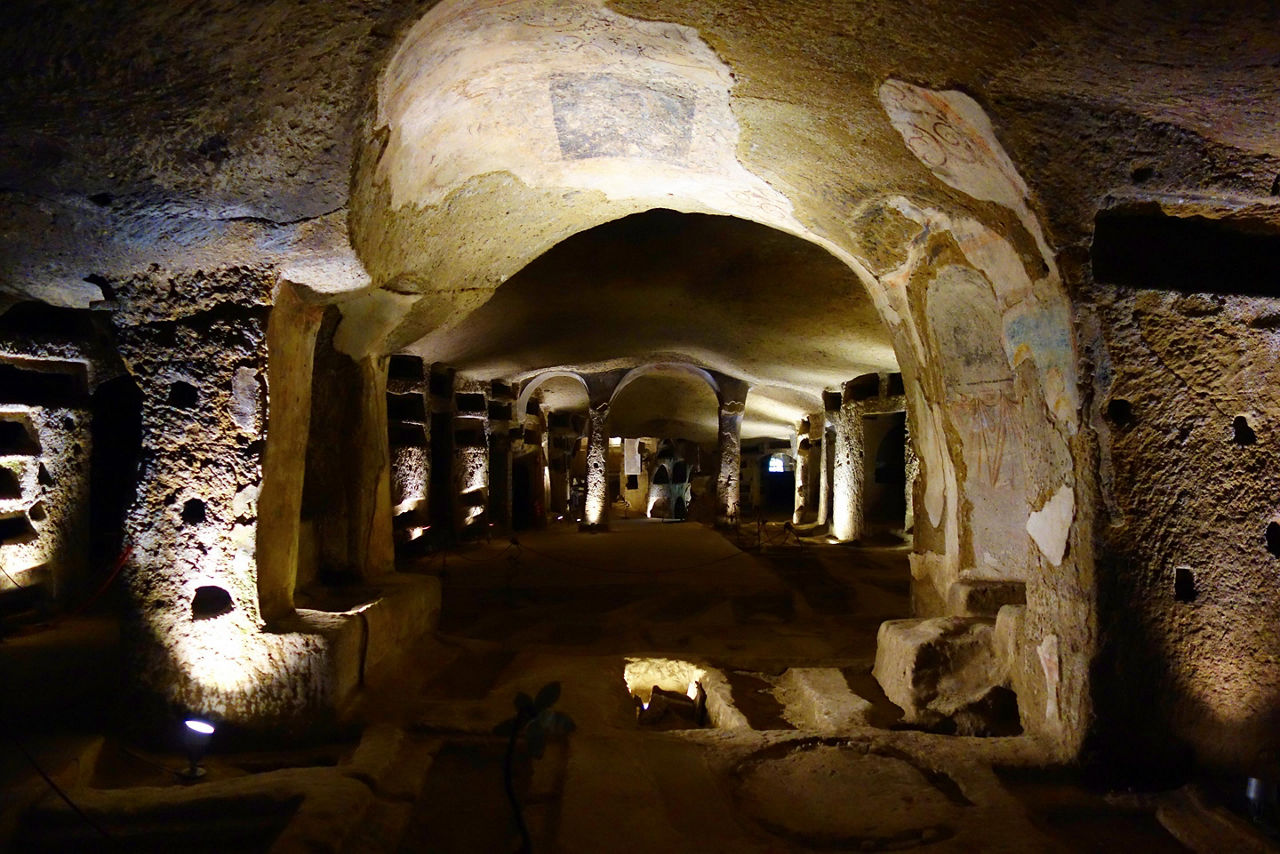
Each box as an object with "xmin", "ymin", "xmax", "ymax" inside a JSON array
[
  {"xmin": 69, "ymin": 544, "xmax": 132, "ymax": 617},
  {"xmin": 117, "ymin": 744, "xmax": 185, "ymax": 779},
  {"xmin": 3, "ymin": 731, "xmax": 119, "ymax": 847},
  {"xmin": 0, "ymin": 565, "xmax": 25, "ymax": 590}
]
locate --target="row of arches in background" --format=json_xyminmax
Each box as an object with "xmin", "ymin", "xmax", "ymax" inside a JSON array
[
  {"xmin": 513, "ymin": 363, "xmax": 720, "ymax": 419},
  {"xmin": 512, "ymin": 365, "xmax": 909, "ymax": 531}
]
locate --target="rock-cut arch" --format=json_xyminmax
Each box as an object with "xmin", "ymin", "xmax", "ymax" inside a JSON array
[
  {"xmin": 335, "ymin": 0, "xmax": 1090, "ymax": 757},
  {"xmin": 515, "ymin": 370, "xmax": 590, "ymax": 419},
  {"xmin": 610, "ymin": 363, "xmax": 720, "ymax": 407}
]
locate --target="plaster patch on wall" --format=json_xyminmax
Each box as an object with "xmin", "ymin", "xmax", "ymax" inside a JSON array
[
  {"xmin": 231, "ymin": 367, "xmax": 262, "ymax": 435},
  {"xmin": 926, "ymin": 265, "xmax": 1011, "ymax": 391},
  {"xmin": 1037, "ymin": 634, "xmax": 1061, "ymax": 723},
  {"xmin": 879, "ymin": 250, "xmax": 954, "ymax": 532},
  {"xmin": 1026, "ymin": 484, "xmax": 1074, "ymax": 566},
  {"xmin": 232, "ymin": 484, "xmax": 260, "ymax": 520},
  {"xmin": 879, "ymin": 82, "xmax": 1081, "ymax": 432},
  {"xmin": 1004, "ymin": 295, "xmax": 1077, "ymax": 425},
  {"xmin": 946, "ymin": 217, "xmax": 1034, "ymax": 305}
]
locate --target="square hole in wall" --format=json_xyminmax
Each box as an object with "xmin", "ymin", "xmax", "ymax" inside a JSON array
[
  {"xmin": 388, "ymin": 354, "xmax": 424, "ymax": 383},
  {"xmin": 387, "ymin": 393, "xmax": 427, "ymax": 424},
  {"xmin": 0, "ymin": 359, "xmax": 88, "ymax": 407},
  {"xmin": 455, "ymin": 428, "xmax": 486, "ymax": 449},
  {"xmin": 0, "ymin": 417, "xmax": 40, "ymax": 456},
  {"xmin": 456, "ymin": 393, "xmax": 486, "ymax": 414},
  {"xmin": 1174, "ymin": 566, "xmax": 1197, "ymax": 603}
]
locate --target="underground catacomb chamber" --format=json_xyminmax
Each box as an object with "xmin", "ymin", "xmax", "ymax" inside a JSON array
[{"xmin": 7, "ymin": 2, "xmax": 1280, "ymax": 851}]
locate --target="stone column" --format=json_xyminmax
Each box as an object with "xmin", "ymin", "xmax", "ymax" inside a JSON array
[
  {"xmin": 452, "ymin": 387, "xmax": 490, "ymax": 536},
  {"xmin": 565, "ymin": 448, "xmax": 576, "ymax": 514},
  {"xmin": 715, "ymin": 378, "xmax": 749, "ymax": 528},
  {"xmin": 257, "ymin": 280, "xmax": 326, "ymax": 622},
  {"xmin": 815, "ymin": 435, "xmax": 829, "ymax": 526},
  {"xmin": 352, "ymin": 357, "xmax": 396, "ymax": 577},
  {"xmin": 488, "ymin": 428, "xmax": 512, "ymax": 533},
  {"xmin": 816, "ymin": 398, "xmax": 837, "ymax": 528},
  {"xmin": 387, "ymin": 355, "xmax": 429, "ymax": 522},
  {"xmin": 486, "ymin": 388, "xmax": 513, "ymax": 533},
  {"xmin": 307, "ymin": 345, "xmax": 395, "ymax": 580},
  {"xmin": 793, "ymin": 427, "xmax": 810, "ymax": 525},
  {"xmin": 831, "ymin": 391, "xmax": 865, "ymax": 543},
  {"xmin": 581, "ymin": 401, "xmax": 610, "ymax": 530},
  {"xmin": 904, "ymin": 417, "xmax": 919, "ymax": 534},
  {"xmin": 427, "ymin": 365, "xmax": 455, "ymax": 538},
  {"xmin": 547, "ymin": 431, "xmax": 573, "ymax": 517},
  {"xmin": 806, "ymin": 420, "xmax": 823, "ymax": 517}
]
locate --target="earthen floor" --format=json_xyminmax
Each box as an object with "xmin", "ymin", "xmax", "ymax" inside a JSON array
[{"xmin": 2, "ymin": 520, "xmax": 1266, "ymax": 851}]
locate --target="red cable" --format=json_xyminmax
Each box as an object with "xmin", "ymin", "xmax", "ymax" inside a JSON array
[{"xmin": 68, "ymin": 544, "xmax": 132, "ymax": 617}]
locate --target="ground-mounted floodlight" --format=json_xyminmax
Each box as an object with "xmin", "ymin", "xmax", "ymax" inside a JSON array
[
  {"xmin": 180, "ymin": 718, "xmax": 216, "ymax": 780},
  {"xmin": 1247, "ymin": 776, "xmax": 1278, "ymax": 829}
]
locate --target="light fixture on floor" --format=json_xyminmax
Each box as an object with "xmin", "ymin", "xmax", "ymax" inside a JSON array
[
  {"xmin": 180, "ymin": 718, "xmax": 216, "ymax": 781},
  {"xmin": 1247, "ymin": 775, "xmax": 1278, "ymax": 828}
]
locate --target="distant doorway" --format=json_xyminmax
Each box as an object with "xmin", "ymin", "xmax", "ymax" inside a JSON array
[{"xmin": 761, "ymin": 452, "xmax": 795, "ymax": 517}]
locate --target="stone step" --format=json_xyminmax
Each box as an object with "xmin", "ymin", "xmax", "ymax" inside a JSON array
[{"xmin": 772, "ymin": 667, "xmax": 874, "ymax": 732}]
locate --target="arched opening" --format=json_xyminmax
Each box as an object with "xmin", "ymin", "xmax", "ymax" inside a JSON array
[
  {"xmin": 759, "ymin": 452, "xmax": 796, "ymax": 518},
  {"xmin": 865, "ymin": 413, "xmax": 908, "ymax": 539},
  {"xmin": 606, "ymin": 368, "xmax": 718, "ymax": 522},
  {"xmin": 232, "ymin": 0, "xmax": 1089, "ymax": 759},
  {"xmin": 336, "ymin": 0, "xmax": 1083, "ymax": 748}
]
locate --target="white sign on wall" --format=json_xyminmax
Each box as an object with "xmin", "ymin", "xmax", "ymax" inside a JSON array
[{"xmin": 624, "ymin": 438, "xmax": 641, "ymax": 476}]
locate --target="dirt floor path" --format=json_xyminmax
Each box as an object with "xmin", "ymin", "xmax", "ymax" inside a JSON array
[
  {"xmin": 4, "ymin": 519, "xmax": 1246, "ymax": 851},
  {"xmin": 376, "ymin": 520, "xmax": 1192, "ymax": 853}
]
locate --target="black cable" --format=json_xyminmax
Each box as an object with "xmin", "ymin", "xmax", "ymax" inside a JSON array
[
  {"xmin": 4, "ymin": 732, "xmax": 119, "ymax": 847},
  {"xmin": 0, "ymin": 565, "xmax": 25, "ymax": 589},
  {"xmin": 117, "ymin": 744, "xmax": 184, "ymax": 779}
]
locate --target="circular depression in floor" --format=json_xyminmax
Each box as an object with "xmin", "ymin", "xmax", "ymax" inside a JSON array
[{"xmin": 732, "ymin": 738, "xmax": 972, "ymax": 850}]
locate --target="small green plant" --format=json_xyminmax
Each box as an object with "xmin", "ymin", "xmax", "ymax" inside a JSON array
[{"xmin": 493, "ymin": 681, "xmax": 575, "ymax": 853}]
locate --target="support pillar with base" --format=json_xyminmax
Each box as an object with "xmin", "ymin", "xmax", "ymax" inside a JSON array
[
  {"xmin": 793, "ymin": 422, "xmax": 811, "ymax": 525},
  {"xmin": 831, "ymin": 385, "xmax": 865, "ymax": 543},
  {"xmin": 580, "ymin": 400, "xmax": 610, "ymax": 531},
  {"xmin": 715, "ymin": 378, "xmax": 748, "ymax": 528}
]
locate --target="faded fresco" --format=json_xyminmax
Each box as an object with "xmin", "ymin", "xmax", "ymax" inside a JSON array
[{"xmin": 880, "ymin": 80, "xmax": 1078, "ymax": 574}]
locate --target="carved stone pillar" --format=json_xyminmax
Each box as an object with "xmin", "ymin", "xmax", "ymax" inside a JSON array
[
  {"xmin": 257, "ymin": 280, "xmax": 327, "ymax": 622},
  {"xmin": 793, "ymin": 429, "xmax": 810, "ymax": 525},
  {"xmin": 581, "ymin": 401, "xmax": 610, "ymax": 530},
  {"xmin": 831, "ymin": 393, "xmax": 865, "ymax": 543},
  {"xmin": 715, "ymin": 379, "xmax": 748, "ymax": 528},
  {"xmin": 904, "ymin": 416, "xmax": 919, "ymax": 534}
]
